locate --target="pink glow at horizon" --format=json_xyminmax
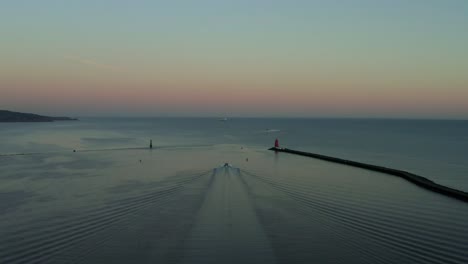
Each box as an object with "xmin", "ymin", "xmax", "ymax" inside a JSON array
[
  {"xmin": 1, "ymin": 1, "xmax": 468, "ymax": 118},
  {"xmin": 3, "ymin": 77, "xmax": 467, "ymax": 118}
]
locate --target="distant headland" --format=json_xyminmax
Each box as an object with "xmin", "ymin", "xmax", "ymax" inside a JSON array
[{"xmin": 0, "ymin": 110, "xmax": 78, "ymax": 122}]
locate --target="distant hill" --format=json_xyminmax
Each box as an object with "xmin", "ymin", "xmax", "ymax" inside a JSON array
[{"xmin": 0, "ymin": 110, "xmax": 78, "ymax": 122}]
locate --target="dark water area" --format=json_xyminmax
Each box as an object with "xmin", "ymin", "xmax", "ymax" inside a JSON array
[{"xmin": 1, "ymin": 118, "xmax": 468, "ymax": 263}]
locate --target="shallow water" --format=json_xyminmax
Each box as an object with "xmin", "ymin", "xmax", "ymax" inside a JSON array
[{"xmin": 1, "ymin": 118, "xmax": 468, "ymax": 263}]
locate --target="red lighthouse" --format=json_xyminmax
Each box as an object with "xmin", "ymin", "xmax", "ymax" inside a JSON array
[{"xmin": 274, "ymin": 138, "xmax": 279, "ymax": 148}]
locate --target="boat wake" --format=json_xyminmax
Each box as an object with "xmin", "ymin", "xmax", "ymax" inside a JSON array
[{"xmin": 1, "ymin": 165, "xmax": 467, "ymax": 263}]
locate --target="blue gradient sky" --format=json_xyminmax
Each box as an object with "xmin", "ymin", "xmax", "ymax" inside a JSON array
[{"xmin": 1, "ymin": 1, "xmax": 467, "ymax": 118}]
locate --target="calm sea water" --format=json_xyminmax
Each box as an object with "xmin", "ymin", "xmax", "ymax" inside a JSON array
[
  {"xmin": 1, "ymin": 118, "xmax": 467, "ymax": 263},
  {"xmin": 1, "ymin": 118, "xmax": 467, "ymax": 190}
]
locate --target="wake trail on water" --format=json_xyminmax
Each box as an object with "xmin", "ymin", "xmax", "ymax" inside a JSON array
[
  {"xmin": 0, "ymin": 169, "xmax": 214, "ymax": 264},
  {"xmin": 1, "ymin": 165, "xmax": 467, "ymax": 263},
  {"xmin": 240, "ymin": 169, "xmax": 468, "ymax": 264},
  {"xmin": 180, "ymin": 166, "xmax": 276, "ymax": 264}
]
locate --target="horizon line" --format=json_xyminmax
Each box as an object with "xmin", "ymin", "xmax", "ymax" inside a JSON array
[{"xmin": 74, "ymin": 115, "xmax": 468, "ymax": 121}]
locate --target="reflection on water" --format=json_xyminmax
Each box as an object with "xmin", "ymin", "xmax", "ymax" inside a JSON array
[{"xmin": 0, "ymin": 145, "xmax": 467, "ymax": 263}]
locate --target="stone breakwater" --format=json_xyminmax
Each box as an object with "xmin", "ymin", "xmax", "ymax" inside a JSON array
[{"xmin": 270, "ymin": 147, "xmax": 468, "ymax": 203}]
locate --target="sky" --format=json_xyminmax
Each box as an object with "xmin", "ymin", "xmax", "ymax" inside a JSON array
[{"xmin": 1, "ymin": 0, "xmax": 468, "ymax": 118}]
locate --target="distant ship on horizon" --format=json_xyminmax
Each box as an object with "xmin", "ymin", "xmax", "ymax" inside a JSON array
[{"xmin": 219, "ymin": 117, "xmax": 228, "ymax": 121}]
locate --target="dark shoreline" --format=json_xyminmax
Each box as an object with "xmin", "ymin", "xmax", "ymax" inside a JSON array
[
  {"xmin": 270, "ymin": 147, "xmax": 468, "ymax": 203},
  {"xmin": 0, "ymin": 110, "xmax": 78, "ymax": 122}
]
